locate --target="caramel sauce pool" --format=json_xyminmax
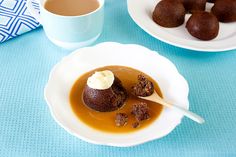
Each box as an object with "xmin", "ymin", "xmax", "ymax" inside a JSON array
[{"xmin": 70, "ymin": 66, "xmax": 163, "ymax": 133}]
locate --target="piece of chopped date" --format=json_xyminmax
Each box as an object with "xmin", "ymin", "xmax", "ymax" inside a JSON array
[
  {"xmin": 131, "ymin": 75, "xmax": 154, "ymax": 97},
  {"xmin": 115, "ymin": 113, "xmax": 128, "ymax": 127},
  {"xmin": 132, "ymin": 122, "xmax": 140, "ymax": 128},
  {"xmin": 131, "ymin": 102, "xmax": 150, "ymax": 121}
]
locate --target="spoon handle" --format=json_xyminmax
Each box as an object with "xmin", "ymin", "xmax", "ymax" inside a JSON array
[
  {"xmin": 139, "ymin": 91, "xmax": 205, "ymax": 124},
  {"xmin": 171, "ymin": 105, "xmax": 205, "ymax": 124}
]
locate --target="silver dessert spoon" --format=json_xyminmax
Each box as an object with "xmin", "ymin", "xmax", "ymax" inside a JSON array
[{"xmin": 139, "ymin": 91, "xmax": 205, "ymax": 124}]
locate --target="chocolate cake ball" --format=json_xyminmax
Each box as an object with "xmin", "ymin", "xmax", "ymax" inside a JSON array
[
  {"xmin": 152, "ymin": 0, "xmax": 185, "ymax": 27},
  {"xmin": 186, "ymin": 11, "xmax": 219, "ymax": 40},
  {"xmin": 83, "ymin": 77, "xmax": 128, "ymax": 112},
  {"xmin": 183, "ymin": 0, "xmax": 206, "ymax": 13},
  {"xmin": 115, "ymin": 113, "xmax": 128, "ymax": 127},
  {"xmin": 207, "ymin": 0, "xmax": 216, "ymax": 3},
  {"xmin": 132, "ymin": 122, "xmax": 140, "ymax": 128},
  {"xmin": 211, "ymin": 0, "xmax": 236, "ymax": 22},
  {"xmin": 131, "ymin": 102, "xmax": 150, "ymax": 122}
]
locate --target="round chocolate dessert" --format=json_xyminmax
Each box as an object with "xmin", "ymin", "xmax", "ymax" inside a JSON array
[
  {"xmin": 211, "ymin": 0, "xmax": 236, "ymax": 23},
  {"xmin": 207, "ymin": 0, "xmax": 216, "ymax": 3},
  {"xmin": 183, "ymin": 0, "xmax": 206, "ymax": 13},
  {"xmin": 83, "ymin": 71, "xmax": 128, "ymax": 112},
  {"xmin": 152, "ymin": 0, "xmax": 185, "ymax": 28},
  {"xmin": 186, "ymin": 11, "xmax": 219, "ymax": 40}
]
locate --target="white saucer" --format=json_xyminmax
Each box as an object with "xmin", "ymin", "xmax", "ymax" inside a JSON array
[
  {"xmin": 127, "ymin": 0, "xmax": 236, "ymax": 52},
  {"xmin": 44, "ymin": 42, "xmax": 189, "ymax": 147}
]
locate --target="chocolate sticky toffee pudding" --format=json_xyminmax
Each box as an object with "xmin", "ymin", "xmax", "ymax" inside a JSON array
[{"xmin": 70, "ymin": 66, "xmax": 163, "ymax": 133}]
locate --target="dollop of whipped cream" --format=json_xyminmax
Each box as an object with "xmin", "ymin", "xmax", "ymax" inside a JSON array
[{"xmin": 87, "ymin": 70, "xmax": 115, "ymax": 90}]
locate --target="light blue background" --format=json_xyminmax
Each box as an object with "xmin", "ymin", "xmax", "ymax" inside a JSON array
[{"xmin": 1, "ymin": 0, "xmax": 236, "ymax": 156}]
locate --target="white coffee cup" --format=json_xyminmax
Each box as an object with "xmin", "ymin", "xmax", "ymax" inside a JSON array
[{"xmin": 27, "ymin": 0, "xmax": 104, "ymax": 49}]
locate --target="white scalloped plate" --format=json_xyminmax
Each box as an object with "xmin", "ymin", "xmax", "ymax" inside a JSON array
[
  {"xmin": 127, "ymin": 0, "xmax": 236, "ymax": 52},
  {"xmin": 44, "ymin": 42, "xmax": 189, "ymax": 147}
]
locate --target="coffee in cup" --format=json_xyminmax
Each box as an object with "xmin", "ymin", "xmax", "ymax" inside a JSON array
[{"xmin": 44, "ymin": 0, "xmax": 100, "ymax": 16}]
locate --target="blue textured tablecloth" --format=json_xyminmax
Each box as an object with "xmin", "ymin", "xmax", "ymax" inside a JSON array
[{"xmin": 0, "ymin": 0, "xmax": 236, "ymax": 156}]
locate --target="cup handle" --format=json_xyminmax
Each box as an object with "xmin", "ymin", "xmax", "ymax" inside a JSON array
[{"xmin": 26, "ymin": 0, "xmax": 42, "ymax": 24}]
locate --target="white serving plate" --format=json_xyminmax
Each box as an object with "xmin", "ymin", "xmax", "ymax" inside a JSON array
[
  {"xmin": 44, "ymin": 42, "xmax": 189, "ymax": 147},
  {"xmin": 127, "ymin": 0, "xmax": 236, "ymax": 52}
]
